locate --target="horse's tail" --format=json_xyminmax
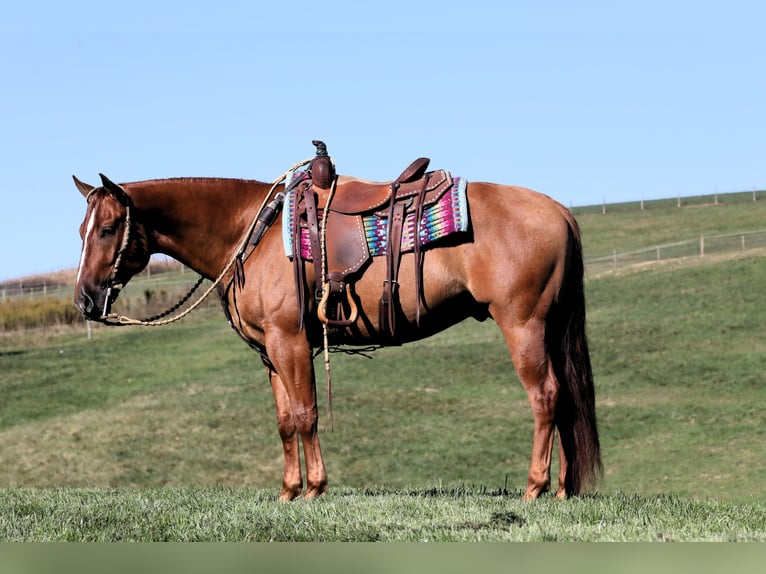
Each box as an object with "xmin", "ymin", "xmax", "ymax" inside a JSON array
[{"xmin": 548, "ymin": 208, "xmax": 603, "ymax": 495}]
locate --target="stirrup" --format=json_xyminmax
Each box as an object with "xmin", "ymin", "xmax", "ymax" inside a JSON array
[{"xmin": 317, "ymin": 282, "xmax": 358, "ymax": 326}]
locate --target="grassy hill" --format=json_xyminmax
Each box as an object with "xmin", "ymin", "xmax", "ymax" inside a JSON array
[
  {"xmin": 574, "ymin": 190, "xmax": 766, "ymax": 256},
  {"xmin": 1, "ymin": 191, "xmax": 765, "ymax": 540}
]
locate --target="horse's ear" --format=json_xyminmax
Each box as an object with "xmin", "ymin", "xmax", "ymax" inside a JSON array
[
  {"xmin": 72, "ymin": 175, "xmax": 95, "ymax": 199},
  {"xmin": 98, "ymin": 173, "xmax": 129, "ymax": 203}
]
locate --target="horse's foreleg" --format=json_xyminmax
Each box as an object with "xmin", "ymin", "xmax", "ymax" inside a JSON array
[
  {"xmin": 495, "ymin": 313, "xmax": 559, "ymax": 500},
  {"xmin": 297, "ymin": 402, "xmax": 328, "ymax": 499},
  {"xmin": 266, "ymin": 336, "xmax": 328, "ymax": 500},
  {"xmin": 268, "ymin": 368, "xmax": 303, "ymax": 500}
]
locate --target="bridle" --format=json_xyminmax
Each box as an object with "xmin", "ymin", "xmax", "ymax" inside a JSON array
[
  {"xmin": 97, "ymin": 189, "xmax": 133, "ymax": 319},
  {"xmin": 82, "ymin": 186, "xmax": 135, "ymax": 319}
]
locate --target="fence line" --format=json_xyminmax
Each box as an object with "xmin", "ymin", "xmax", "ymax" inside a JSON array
[
  {"xmin": 585, "ymin": 229, "xmax": 766, "ymax": 276},
  {"xmin": 1, "ymin": 264, "xmax": 195, "ymax": 303},
  {"xmin": 572, "ymin": 189, "xmax": 763, "ymax": 216},
  {"xmin": 0, "ymin": 255, "xmax": 186, "ymax": 302}
]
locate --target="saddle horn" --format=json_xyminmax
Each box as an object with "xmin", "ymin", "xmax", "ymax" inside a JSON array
[{"xmin": 309, "ymin": 140, "xmax": 335, "ymax": 189}]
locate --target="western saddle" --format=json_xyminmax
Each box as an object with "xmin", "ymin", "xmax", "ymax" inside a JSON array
[{"xmin": 289, "ymin": 141, "xmax": 453, "ymax": 339}]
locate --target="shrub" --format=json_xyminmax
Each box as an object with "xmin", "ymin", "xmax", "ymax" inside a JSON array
[{"xmin": 0, "ymin": 298, "xmax": 82, "ymax": 331}]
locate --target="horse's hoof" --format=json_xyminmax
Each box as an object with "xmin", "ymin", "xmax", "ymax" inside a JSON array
[
  {"xmin": 304, "ymin": 485, "xmax": 328, "ymax": 500},
  {"xmin": 278, "ymin": 485, "xmax": 303, "ymax": 501},
  {"xmin": 521, "ymin": 483, "xmax": 549, "ymax": 501}
]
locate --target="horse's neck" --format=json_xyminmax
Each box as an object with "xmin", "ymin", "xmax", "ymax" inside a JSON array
[{"xmin": 127, "ymin": 178, "xmax": 269, "ymax": 279}]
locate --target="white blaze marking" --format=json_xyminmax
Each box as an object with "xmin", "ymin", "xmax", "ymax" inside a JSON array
[{"xmin": 76, "ymin": 208, "xmax": 97, "ymax": 286}]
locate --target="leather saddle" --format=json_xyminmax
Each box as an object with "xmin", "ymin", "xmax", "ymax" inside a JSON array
[{"xmin": 291, "ymin": 141, "xmax": 453, "ymax": 338}]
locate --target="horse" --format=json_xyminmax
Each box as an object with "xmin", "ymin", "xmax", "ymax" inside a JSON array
[{"xmin": 72, "ymin": 160, "xmax": 602, "ymax": 501}]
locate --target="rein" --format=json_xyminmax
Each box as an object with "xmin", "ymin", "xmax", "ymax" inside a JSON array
[{"xmin": 99, "ymin": 158, "xmax": 313, "ymax": 327}]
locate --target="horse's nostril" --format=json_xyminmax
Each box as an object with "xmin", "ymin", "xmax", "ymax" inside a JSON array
[{"xmin": 77, "ymin": 287, "xmax": 95, "ymax": 316}]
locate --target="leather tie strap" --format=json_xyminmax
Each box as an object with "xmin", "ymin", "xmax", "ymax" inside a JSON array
[
  {"xmin": 293, "ymin": 204, "xmax": 307, "ymax": 331},
  {"xmin": 301, "ymin": 182, "xmax": 324, "ymax": 300},
  {"xmin": 412, "ymin": 173, "xmax": 431, "ymax": 326},
  {"xmin": 379, "ymin": 182, "xmax": 407, "ymax": 338}
]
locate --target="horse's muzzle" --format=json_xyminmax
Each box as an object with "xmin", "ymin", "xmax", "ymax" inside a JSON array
[{"xmin": 75, "ymin": 286, "xmax": 102, "ymax": 320}]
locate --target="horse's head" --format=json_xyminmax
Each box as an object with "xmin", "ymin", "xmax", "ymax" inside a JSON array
[{"xmin": 73, "ymin": 174, "xmax": 150, "ymax": 321}]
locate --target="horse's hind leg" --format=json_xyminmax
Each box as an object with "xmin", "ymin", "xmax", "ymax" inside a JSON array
[
  {"xmin": 493, "ymin": 310, "xmax": 560, "ymax": 500},
  {"xmin": 555, "ymin": 430, "xmax": 568, "ymax": 498}
]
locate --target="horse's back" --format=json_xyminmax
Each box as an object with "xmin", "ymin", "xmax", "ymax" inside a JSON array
[
  {"xmin": 465, "ymin": 182, "xmax": 573, "ymax": 247},
  {"xmin": 317, "ymin": 181, "xmax": 576, "ymax": 342}
]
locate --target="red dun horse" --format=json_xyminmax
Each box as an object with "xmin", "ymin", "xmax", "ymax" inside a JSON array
[{"xmin": 73, "ymin": 160, "xmax": 601, "ymax": 501}]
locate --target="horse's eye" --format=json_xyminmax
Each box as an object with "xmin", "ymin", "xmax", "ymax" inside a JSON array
[{"xmin": 100, "ymin": 226, "xmax": 115, "ymax": 239}]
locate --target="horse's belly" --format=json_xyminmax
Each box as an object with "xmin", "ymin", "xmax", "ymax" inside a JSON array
[{"xmin": 325, "ymin": 249, "xmax": 486, "ymax": 345}]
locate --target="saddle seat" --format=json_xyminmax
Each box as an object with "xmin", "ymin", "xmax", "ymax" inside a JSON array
[{"xmin": 323, "ymin": 157, "xmax": 432, "ymax": 214}]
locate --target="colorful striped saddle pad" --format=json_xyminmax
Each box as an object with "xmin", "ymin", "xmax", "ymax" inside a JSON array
[{"xmin": 282, "ymin": 176, "xmax": 469, "ymax": 261}]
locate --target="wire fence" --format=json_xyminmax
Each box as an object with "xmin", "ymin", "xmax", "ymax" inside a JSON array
[
  {"xmin": 0, "ymin": 259, "xmax": 194, "ymax": 302},
  {"xmin": 571, "ymin": 189, "xmax": 763, "ymax": 216},
  {"xmin": 585, "ymin": 229, "xmax": 766, "ymax": 276}
]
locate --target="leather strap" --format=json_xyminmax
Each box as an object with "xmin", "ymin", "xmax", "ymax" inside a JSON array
[
  {"xmin": 301, "ymin": 182, "xmax": 324, "ymax": 299},
  {"xmin": 292, "ymin": 180, "xmax": 325, "ymax": 331},
  {"xmin": 412, "ymin": 173, "xmax": 431, "ymax": 326},
  {"xmin": 293, "ymin": 200, "xmax": 307, "ymax": 331},
  {"xmin": 379, "ymin": 182, "xmax": 407, "ymax": 338}
]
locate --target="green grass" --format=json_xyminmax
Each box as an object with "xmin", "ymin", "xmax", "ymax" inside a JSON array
[
  {"xmin": 0, "ymin": 486, "xmax": 763, "ymax": 541},
  {"xmin": 587, "ymin": 254, "xmax": 766, "ymax": 500},
  {"xmin": 2, "ymin": 192, "xmax": 766, "ymax": 540}
]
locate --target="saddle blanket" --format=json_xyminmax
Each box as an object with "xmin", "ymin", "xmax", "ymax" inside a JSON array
[{"xmin": 282, "ymin": 177, "xmax": 469, "ymax": 260}]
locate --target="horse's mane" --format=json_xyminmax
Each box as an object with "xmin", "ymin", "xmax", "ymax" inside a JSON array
[{"xmin": 129, "ymin": 176, "xmax": 269, "ymax": 187}]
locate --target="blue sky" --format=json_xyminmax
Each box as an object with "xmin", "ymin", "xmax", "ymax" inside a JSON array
[{"xmin": 1, "ymin": 0, "xmax": 764, "ymax": 280}]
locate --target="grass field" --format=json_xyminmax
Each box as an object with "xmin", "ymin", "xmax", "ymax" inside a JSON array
[
  {"xmin": 1, "ymin": 486, "xmax": 764, "ymax": 541},
  {"xmin": 1, "ymin": 193, "xmax": 765, "ymax": 541}
]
